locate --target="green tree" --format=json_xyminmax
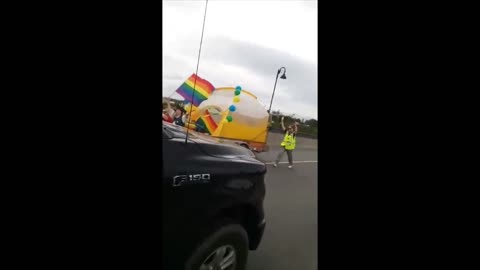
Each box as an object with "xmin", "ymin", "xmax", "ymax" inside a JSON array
[{"xmin": 305, "ymin": 119, "xmax": 318, "ymax": 127}]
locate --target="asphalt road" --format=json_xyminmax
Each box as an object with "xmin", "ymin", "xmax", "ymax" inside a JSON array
[{"xmin": 247, "ymin": 134, "xmax": 318, "ymax": 270}]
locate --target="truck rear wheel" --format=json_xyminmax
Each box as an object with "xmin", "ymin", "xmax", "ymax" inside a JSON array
[{"xmin": 185, "ymin": 224, "xmax": 249, "ymax": 270}]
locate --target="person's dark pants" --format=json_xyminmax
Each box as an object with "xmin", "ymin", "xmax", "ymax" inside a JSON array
[{"xmin": 275, "ymin": 147, "xmax": 293, "ymax": 165}]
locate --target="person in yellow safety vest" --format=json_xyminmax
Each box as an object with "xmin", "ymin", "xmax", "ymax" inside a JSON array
[{"xmin": 273, "ymin": 116, "xmax": 299, "ymax": 169}]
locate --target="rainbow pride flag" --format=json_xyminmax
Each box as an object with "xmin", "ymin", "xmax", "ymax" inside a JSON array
[
  {"xmin": 196, "ymin": 109, "xmax": 218, "ymax": 135},
  {"xmin": 175, "ymin": 74, "xmax": 215, "ymax": 107}
]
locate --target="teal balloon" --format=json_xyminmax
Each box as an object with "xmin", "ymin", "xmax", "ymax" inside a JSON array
[
  {"xmin": 234, "ymin": 89, "xmax": 241, "ymax": 96},
  {"xmin": 226, "ymin": 115, "xmax": 233, "ymax": 122},
  {"xmin": 229, "ymin": 105, "xmax": 236, "ymax": 112},
  {"xmin": 235, "ymin": 86, "xmax": 242, "ymax": 91}
]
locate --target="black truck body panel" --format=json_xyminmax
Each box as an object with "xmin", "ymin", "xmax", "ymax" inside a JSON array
[{"xmin": 162, "ymin": 123, "xmax": 267, "ymax": 268}]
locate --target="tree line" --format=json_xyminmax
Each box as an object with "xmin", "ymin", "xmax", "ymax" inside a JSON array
[{"xmin": 269, "ymin": 110, "xmax": 317, "ymax": 137}]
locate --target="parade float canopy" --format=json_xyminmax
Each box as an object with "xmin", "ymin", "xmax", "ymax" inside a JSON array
[
  {"xmin": 196, "ymin": 87, "xmax": 269, "ymax": 143},
  {"xmin": 173, "ymin": 74, "xmax": 269, "ymax": 144},
  {"xmin": 197, "ymin": 88, "xmax": 268, "ymax": 123}
]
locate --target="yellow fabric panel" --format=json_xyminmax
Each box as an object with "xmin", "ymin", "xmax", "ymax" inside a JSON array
[{"xmin": 214, "ymin": 120, "xmax": 268, "ymax": 143}]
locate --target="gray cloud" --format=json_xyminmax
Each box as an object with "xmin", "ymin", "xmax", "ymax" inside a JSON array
[
  {"xmin": 300, "ymin": 0, "xmax": 318, "ymax": 9},
  {"xmin": 162, "ymin": 0, "xmax": 318, "ymax": 120},
  {"xmin": 164, "ymin": 36, "xmax": 317, "ymax": 119},
  {"xmin": 203, "ymin": 36, "xmax": 317, "ymax": 103}
]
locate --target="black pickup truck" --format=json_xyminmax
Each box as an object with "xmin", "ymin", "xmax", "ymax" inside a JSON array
[{"xmin": 162, "ymin": 122, "xmax": 267, "ymax": 270}]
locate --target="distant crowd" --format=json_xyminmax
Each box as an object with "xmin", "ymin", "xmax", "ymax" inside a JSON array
[
  {"xmin": 162, "ymin": 101, "xmax": 207, "ymax": 133},
  {"xmin": 162, "ymin": 102, "xmax": 186, "ymax": 126}
]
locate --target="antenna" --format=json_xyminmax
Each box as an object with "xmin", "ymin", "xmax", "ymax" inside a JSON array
[{"xmin": 185, "ymin": 0, "xmax": 209, "ymax": 144}]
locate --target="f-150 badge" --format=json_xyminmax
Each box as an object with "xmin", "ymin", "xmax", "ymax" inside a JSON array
[{"xmin": 173, "ymin": 174, "xmax": 210, "ymax": 187}]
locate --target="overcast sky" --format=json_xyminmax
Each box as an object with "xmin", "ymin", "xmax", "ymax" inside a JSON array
[{"xmin": 163, "ymin": 0, "xmax": 318, "ymax": 120}]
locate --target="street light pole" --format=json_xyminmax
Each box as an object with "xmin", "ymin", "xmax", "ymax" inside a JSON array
[
  {"xmin": 265, "ymin": 67, "xmax": 286, "ymax": 152},
  {"xmin": 268, "ymin": 72, "xmax": 279, "ymax": 114},
  {"xmin": 267, "ymin": 67, "xmax": 286, "ymax": 114}
]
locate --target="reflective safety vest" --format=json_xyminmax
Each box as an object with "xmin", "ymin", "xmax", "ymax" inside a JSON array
[{"xmin": 280, "ymin": 132, "xmax": 296, "ymax": 150}]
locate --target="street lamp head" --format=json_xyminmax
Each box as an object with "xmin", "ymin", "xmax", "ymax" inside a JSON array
[{"xmin": 278, "ymin": 67, "xmax": 287, "ymax": 79}]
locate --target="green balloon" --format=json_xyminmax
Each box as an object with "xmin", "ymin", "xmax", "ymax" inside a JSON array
[
  {"xmin": 226, "ymin": 115, "xmax": 233, "ymax": 122},
  {"xmin": 234, "ymin": 89, "xmax": 241, "ymax": 96}
]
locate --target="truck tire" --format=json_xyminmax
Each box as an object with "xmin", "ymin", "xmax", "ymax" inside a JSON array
[{"xmin": 185, "ymin": 224, "xmax": 249, "ymax": 270}]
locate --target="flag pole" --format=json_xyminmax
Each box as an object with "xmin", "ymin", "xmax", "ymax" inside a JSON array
[{"xmin": 185, "ymin": 0, "xmax": 209, "ymax": 143}]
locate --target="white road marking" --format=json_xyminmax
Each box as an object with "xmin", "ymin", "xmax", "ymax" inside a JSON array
[{"xmin": 265, "ymin": 161, "xmax": 318, "ymax": 165}]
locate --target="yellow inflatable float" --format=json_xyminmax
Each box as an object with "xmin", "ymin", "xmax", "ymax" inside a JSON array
[
  {"xmin": 172, "ymin": 74, "xmax": 269, "ymax": 151},
  {"xmin": 187, "ymin": 86, "xmax": 269, "ymax": 151}
]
